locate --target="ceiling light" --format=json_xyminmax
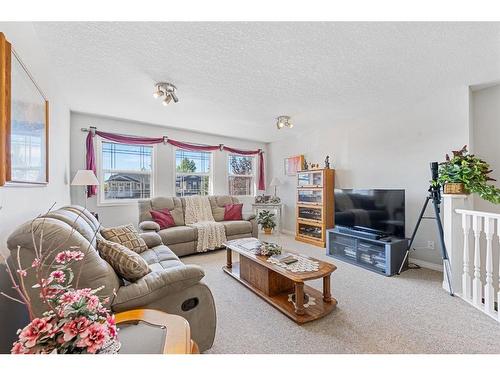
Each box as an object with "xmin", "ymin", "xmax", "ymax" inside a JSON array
[
  {"xmin": 153, "ymin": 85, "xmax": 164, "ymax": 99},
  {"xmin": 153, "ymin": 82, "xmax": 178, "ymax": 106},
  {"xmin": 276, "ymin": 115, "xmax": 293, "ymax": 130},
  {"xmin": 162, "ymin": 95, "xmax": 172, "ymax": 106}
]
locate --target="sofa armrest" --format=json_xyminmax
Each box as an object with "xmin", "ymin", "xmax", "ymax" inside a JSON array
[
  {"xmin": 242, "ymin": 213, "xmax": 256, "ymax": 221},
  {"xmin": 139, "ymin": 220, "xmax": 160, "ymax": 232},
  {"xmin": 112, "ymin": 264, "xmax": 205, "ymax": 311},
  {"xmin": 140, "ymin": 232, "xmax": 163, "ymax": 248}
]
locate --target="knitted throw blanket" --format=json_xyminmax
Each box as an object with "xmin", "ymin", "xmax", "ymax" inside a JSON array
[{"xmin": 184, "ymin": 196, "xmax": 227, "ymax": 252}]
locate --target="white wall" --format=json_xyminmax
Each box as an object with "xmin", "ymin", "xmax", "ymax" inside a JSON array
[
  {"xmin": 70, "ymin": 112, "xmax": 268, "ymax": 227},
  {"xmin": 0, "ymin": 23, "xmax": 71, "ymax": 258},
  {"xmin": 471, "ymin": 84, "xmax": 500, "ymax": 214},
  {"xmin": 267, "ymin": 86, "xmax": 471, "ymax": 266}
]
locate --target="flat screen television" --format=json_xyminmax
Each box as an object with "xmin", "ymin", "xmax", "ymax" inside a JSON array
[{"xmin": 334, "ymin": 189, "xmax": 405, "ymax": 238}]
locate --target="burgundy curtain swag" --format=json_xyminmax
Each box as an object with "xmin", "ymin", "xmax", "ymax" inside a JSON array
[{"xmin": 85, "ymin": 130, "xmax": 265, "ymax": 197}]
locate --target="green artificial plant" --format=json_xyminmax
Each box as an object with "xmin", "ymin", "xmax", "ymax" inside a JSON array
[
  {"xmin": 257, "ymin": 210, "xmax": 277, "ymax": 230},
  {"xmin": 438, "ymin": 145, "xmax": 500, "ymax": 204}
]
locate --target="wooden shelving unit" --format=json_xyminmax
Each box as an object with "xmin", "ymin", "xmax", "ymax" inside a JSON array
[{"xmin": 295, "ymin": 168, "xmax": 335, "ymax": 247}]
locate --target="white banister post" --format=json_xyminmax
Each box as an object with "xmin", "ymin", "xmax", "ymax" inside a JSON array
[
  {"xmin": 461, "ymin": 213, "xmax": 472, "ymax": 301},
  {"xmin": 472, "ymin": 215, "xmax": 483, "ymax": 307},
  {"xmin": 497, "ymin": 219, "xmax": 500, "ymax": 322},
  {"xmin": 443, "ymin": 194, "xmax": 472, "ymax": 294},
  {"xmin": 484, "ymin": 217, "xmax": 495, "ymax": 315}
]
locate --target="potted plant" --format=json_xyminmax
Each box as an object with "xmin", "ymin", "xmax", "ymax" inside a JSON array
[
  {"xmin": 257, "ymin": 210, "xmax": 277, "ymax": 235},
  {"xmin": 438, "ymin": 145, "xmax": 500, "ymax": 204}
]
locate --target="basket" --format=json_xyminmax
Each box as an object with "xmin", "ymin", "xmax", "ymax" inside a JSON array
[{"xmin": 443, "ymin": 183, "xmax": 469, "ymax": 195}]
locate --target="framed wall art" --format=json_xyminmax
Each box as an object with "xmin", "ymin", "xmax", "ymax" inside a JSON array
[
  {"xmin": 284, "ymin": 154, "xmax": 304, "ymax": 176},
  {"xmin": 0, "ymin": 32, "xmax": 49, "ymax": 186}
]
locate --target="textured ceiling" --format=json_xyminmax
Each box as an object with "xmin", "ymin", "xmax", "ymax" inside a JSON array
[{"xmin": 32, "ymin": 22, "xmax": 500, "ymax": 142}]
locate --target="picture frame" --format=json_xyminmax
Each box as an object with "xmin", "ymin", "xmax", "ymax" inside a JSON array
[
  {"xmin": 284, "ymin": 154, "xmax": 304, "ymax": 176},
  {"xmin": 0, "ymin": 32, "xmax": 49, "ymax": 186}
]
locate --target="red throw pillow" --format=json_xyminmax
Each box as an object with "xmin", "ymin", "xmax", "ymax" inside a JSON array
[
  {"xmin": 224, "ymin": 203, "xmax": 243, "ymax": 221},
  {"xmin": 150, "ymin": 208, "xmax": 176, "ymax": 229}
]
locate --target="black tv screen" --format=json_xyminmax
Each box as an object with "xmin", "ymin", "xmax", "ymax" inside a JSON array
[{"xmin": 334, "ymin": 189, "xmax": 405, "ymax": 238}]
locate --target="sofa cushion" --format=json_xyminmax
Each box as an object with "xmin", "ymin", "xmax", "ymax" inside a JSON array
[
  {"xmin": 139, "ymin": 245, "xmax": 184, "ymax": 272},
  {"xmin": 221, "ymin": 220, "xmax": 253, "ymax": 236},
  {"xmin": 150, "ymin": 208, "xmax": 176, "ymax": 229},
  {"xmin": 158, "ymin": 226, "xmax": 197, "ymax": 245},
  {"xmin": 97, "ymin": 239, "xmax": 150, "ymax": 282},
  {"xmin": 42, "ymin": 208, "xmax": 99, "ymax": 249},
  {"xmin": 101, "ymin": 224, "xmax": 148, "ymax": 253},
  {"xmin": 224, "ymin": 203, "xmax": 243, "ymax": 221},
  {"xmin": 208, "ymin": 196, "xmax": 240, "ymax": 222}
]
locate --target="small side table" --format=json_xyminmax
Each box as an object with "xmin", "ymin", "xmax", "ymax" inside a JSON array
[
  {"xmin": 252, "ymin": 203, "xmax": 284, "ymax": 234},
  {"xmin": 115, "ymin": 309, "xmax": 198, "ymax": 354}
]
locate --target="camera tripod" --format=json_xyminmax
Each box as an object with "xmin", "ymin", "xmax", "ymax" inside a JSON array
[{"xmin": 397, "ymin": 163, "xmax": 454, "ymax": 296}]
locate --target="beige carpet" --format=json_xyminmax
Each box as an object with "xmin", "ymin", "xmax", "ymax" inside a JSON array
[{"xmin": 183, "ymin": 233, "xmax": 500, "ymax": 354}]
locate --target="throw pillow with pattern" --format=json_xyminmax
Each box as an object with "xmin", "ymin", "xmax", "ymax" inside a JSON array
[
  {"xmin": 100, "ymin": 224, "xmax": 148, "ymax": 253},
  {"xmin": 97, "ymin": 239, "xmax": 150, "ymax": 282}
]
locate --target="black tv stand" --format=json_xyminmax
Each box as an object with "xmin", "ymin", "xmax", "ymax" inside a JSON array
[{"xmin": 326, "ymin": 227, "xmax": 408, "ymax": 276}]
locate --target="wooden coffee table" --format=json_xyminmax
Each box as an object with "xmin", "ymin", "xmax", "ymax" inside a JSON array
[{"xmin": 223, "ymin": 239, "xmax": 337, "ymax": 324}]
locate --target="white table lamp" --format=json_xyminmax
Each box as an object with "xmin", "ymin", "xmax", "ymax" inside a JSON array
[
  {"xmin": 269, "ymin": 177, "xmax": 281, "ymax": 197},
  {"xmin": 71, "ymin": 170, "xmax": 99, "ymax": 208}
]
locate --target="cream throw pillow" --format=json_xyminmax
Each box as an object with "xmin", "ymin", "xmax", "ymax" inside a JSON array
[{"xmin": 97, "ymin": 239, "xmax": 150, "ymax": 282}]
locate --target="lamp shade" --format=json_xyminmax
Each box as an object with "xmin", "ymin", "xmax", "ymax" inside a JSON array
[
  {"xmin": 71, "ymin": 170, "xmax": 99, "ymax": 186},
  {"xmin": 269, "ymin": 177, "xmax": 281, "ymax": 187}
]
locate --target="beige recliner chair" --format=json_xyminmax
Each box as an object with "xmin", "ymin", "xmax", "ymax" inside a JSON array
[{"xmin": 6, "ymin": 205, "xmax": 216, "ymax": 352}]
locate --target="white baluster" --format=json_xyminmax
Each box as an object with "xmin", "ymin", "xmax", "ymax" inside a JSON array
[
  {"xmin": 483, "ymin": 218, "xmax": 495, "ymax": 314},
  {"xmin": 461, "ymin": 214, "xmax": 472, "ymax": 301},
  {"xmin": 497, "ymin": 218, "xmax": 500, "ymax": 322},
  {"xmin": 472, "ymin": 215, "xmax": 483, "ymax": 307}
]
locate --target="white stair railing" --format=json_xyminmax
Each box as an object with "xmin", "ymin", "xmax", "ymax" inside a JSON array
[{"xmin": 455, "ymin": 209, "xmax": 500, "ymax": 322}]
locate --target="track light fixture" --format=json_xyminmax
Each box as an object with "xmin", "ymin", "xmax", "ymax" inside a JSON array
[
  {"xmin": 276, "ymin": 115, "xmax": 293, "ymax": 129},
  {"xmin": 153, "ymin": 82, "xmax": 178, "ymax": 105}
]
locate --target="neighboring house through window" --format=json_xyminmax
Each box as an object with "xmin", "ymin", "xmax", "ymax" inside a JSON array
[
  {"xmin": 100, "ymin": 141, "xmax": 154, "ymax": 203},
  {"xmin": 175, "ymin": 149, "xmax": 212, "ymax": 197},
  {"xmin": 228, "ymin": 154, "xmax": 255, "ymax": 196}
]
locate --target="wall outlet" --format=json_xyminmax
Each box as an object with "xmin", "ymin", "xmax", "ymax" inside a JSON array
[{"xmin": 427, "ymin": 240, "xmax": 435, "ymax": 250}]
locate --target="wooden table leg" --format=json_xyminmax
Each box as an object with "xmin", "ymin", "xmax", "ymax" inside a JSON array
[
  {"xmin": 323, "ymin": 274, "xmax": 332, "ymax": 302},
  {"xmin": 294, "ymin": 282, "xmax": 305, "ymax": 315},
  {"xmin": 226, "ymin": 248, "xmax": 232, "ymax": 269}
]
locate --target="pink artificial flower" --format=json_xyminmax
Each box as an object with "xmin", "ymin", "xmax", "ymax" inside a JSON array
[
  {"xmin": 17, "ymin": 269, "xmax": 27, "ymax": 277},
  {"xmin": 40, "ymin": 277, "xmax": 54, "ymax": 288},
  {"xmin": 11, "ymin": 341, "xmax": 28, "ymax": 354},
  {"xmin": 31, "ymin": 258, "xmax": 41, "ymax": 268},
  {"xmin": 54, "ymin": 252, "xmax": 68, "ymax": 264},
  {"xmin": 77, "ymin": 323, "xmax": 108, "ymax": 353},
  {"xmin": 60, "ymin": 291, "xmax": 79, "ymax": 305},
  {"xmin": 50, "ymin": 270, "xmax": 66, "ymax": 283},
  {"xmin": 54, "ymin": 250, "xmax": 84, "ymax": 264},
  {"xmin": 106, "ymin": 315, "xmax": 117, "ymax": 339},
  {"xmin": 86, "ymin": 295, "xmax": 100, "ymax": 312},
  {"xmin": 42, "ymin": 287, "xmax": 63, "ymax": 299},
  {"xmin": 62, "ymin": 316, "xmax": 90, "ymax": 342},
  {"xmin": 19, "ymin": 317, "xmax": 53, "ymax": 348}
]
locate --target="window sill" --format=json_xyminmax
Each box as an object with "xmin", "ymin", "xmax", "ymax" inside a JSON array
[{"xmin": 97, "ymin": 200, "xmax": 144, "ymax": 207}]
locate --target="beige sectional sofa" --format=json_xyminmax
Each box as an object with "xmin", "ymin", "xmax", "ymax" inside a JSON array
[
  {"xmin": 6, "ymin": 205, "xmax": 216, "ymax": 352},
  {"xmin": 138, "ymin": 195, "xmax": 258, "ymax": 257}
]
